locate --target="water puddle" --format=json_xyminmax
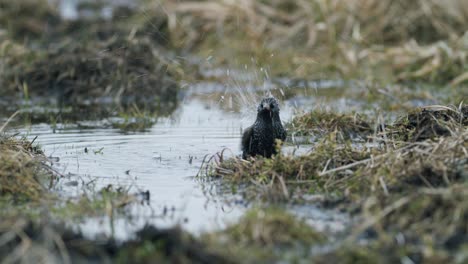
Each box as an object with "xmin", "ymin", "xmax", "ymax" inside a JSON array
[
  {"xmin": 15, "ymin": 81, "xmax": 356, "ymax": 239},
  {"xmin": 22, "ymin": 99, "xmax": 242, "ymax": 235}
]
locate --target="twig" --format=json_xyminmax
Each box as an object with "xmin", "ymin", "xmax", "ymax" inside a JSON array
[
  {"xmin": 319, "ymin": 157, "xmax": 374, "ymax": 176},
  {"xmin": 0, "ymin": 110, "xmax": 20, "ymax": 133},
  {"xmin": 319, "ymin": 145, "xmax": 414, "ymax": 176}
]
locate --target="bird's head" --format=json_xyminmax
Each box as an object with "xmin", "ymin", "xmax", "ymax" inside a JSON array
[{"xmin": 257, "ymin": 97, "xmax": 280, "ymax": 119}]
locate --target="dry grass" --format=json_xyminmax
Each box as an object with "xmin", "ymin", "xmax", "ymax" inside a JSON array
[
  {"xmin": 207, "ymin": 137, "xmax": 374, "ymax": 202},
  {"xmin": 208, "ymin": 105, "xmax": 467, "ymax": 203},
  {"xmin": 206, "ymin": 105, "xmax": 468, "ymax": 262},
  {"xmin": 0, "ymin": 37, "xmax": 178, "ymax": 107},
  {"xmin": 389, "ymin": 104, "xmax": 468, "ymax": 141},
  {"xmin": 352, "ymin": 127, "xmax": 468, "ymax": 197},
  {"xmin": 288, "ymin": 110, "xmax": 373, "ymax": 140},
  {"xmin": 0, "ymin": 0, "xmax": 60, "ymax": 41},
  {"xmin": 331, "ymin": 129, "xmax": 468, "ymax": 262},
  {"xmin": 0, "ymin": 0, "xmax": 180, "ymax": 115},
  {"xmin": 164, "ymin": 0, "xmax": 468, "ymax": 83},
  {"xmin": 0, "ymin": 135, "xmax": 50, "ymax": 201},
  {"xmin": 166, "ymin": 0, "xmax": 468, "ymax": 47},
  {"xmin": 365, "ymin": 38, "xmax": 468, "ymax": 84}
]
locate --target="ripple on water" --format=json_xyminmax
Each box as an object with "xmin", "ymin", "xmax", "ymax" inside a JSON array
[
  {"xmin": 18, "ymin": 96, "xmax": 349, "ymax": 239},
  {"xmin": 19, "ymin": 100, "xmax": 246, "ymax": 237}
]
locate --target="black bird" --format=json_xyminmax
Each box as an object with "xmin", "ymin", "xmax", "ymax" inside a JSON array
[{"xmin": 242, "ymin": 97, "xmax": 287, "ymax": 159}]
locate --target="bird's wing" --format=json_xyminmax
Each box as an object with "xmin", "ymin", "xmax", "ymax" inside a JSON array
[
  {"xmin": 280, "ymin": 129, "xmax": 287, "ymax": 141},
  {"xmin": 241, "ymin": 126, "xmax": 254, "ymax": 152},
  {"xmin": 274, "ymin": 122, "xmax": 287, "ymax": 141}
]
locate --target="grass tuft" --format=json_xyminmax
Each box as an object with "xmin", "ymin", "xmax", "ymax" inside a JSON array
[
  {"xmin": 0, "ymin": 135, "xmax": 49, "ymax": 201},
  {"xmin": 288, "ymin": 110, "xmax": 373, "ymax": 141},
  {"xmin": 203, "ymin": 207, "xmax": 325, "ymax": 262}
]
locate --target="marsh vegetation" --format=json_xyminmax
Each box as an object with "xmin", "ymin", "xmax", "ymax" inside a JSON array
[{"xmin": 0, "ymin": 0, "xmax": 467, "ymax": 263}]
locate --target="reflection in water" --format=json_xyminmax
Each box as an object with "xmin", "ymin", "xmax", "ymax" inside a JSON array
[
  {"xmin": 59, "ymin": 0, "xmax": 134, "ymax": 19},
  {"xmin": 23, "ymin": 99, "xmax": 246, "ymax": 236},
  {"xmin": 19, "ymin": 87, "xmax": 351, "ymax": 239}
]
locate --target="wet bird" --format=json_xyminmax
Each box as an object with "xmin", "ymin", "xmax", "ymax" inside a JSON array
[{"xmin": 242, "ymin": 97, "xmax": 287, "ymax": 159}]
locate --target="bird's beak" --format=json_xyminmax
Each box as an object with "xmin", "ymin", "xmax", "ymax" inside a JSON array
[{"xmin": 262, "ymin": 105, "xmax": 272, "ymax": 118}]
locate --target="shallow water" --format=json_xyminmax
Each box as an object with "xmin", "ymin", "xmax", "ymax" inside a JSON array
[
  {"xmin": 16, "ymin": 82, "xmax": 353, "ymax": 239},
  {"xmin": 22, "ymin": 98, "xmax": 244, "ymax": 235}
]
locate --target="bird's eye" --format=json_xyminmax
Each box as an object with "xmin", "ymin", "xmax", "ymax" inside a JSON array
[
  {"xmin": 270, "ymin": 104, "xmax": 274, "ymax": 108},
  {"xmin": 260, "ymin": 103, "xmax": 263, "ymax": 108}
]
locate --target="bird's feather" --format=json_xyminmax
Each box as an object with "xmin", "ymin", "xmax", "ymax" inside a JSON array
[
  {"xmin": 241, "ymin": 97, "xmax": 286, "ymax": 159},
  {"xmin": 241, "ymin": 126, "xmax": 254, "ymax": 158}
]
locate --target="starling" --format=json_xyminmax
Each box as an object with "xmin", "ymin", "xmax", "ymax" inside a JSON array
[{"xmin": 242, "ymin": 97, "xmax": 287, "ymax": 159}]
